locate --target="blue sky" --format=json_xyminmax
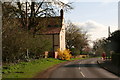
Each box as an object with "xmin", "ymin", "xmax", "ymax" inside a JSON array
[
  {"xmin": 65, "ymin": 2, "xmax": 117, "ymax": 26},
  {"xmin": 63, "ymin": 1, "xmax": 119, "ymax": 45}
]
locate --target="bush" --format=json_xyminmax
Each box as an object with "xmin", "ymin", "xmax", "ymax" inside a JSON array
[
  {"xmin": 57, "ymin": 49, "xmax": 72, "ymax": 60},
  {"xmin": 2, "ymin": 18, "xmax": 52, "ymax": 63},
  {"xmin": 70, "ymin": 48, "xmax": 80, "ymax": 56}
]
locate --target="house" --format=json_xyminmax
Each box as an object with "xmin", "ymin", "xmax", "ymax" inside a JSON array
[{"xmin": 36, "ymin": 9, "xmax": 66, "ymax": 55}]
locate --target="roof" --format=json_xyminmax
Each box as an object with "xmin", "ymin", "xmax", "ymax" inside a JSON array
[
  {"xmin": 36, "ymin": 16, "xmax": 63, "ymax": 35},
  {"xmin": 37, "ymin": 27, "xmax": 61, "ymax": 35},
  {"xmin": 36, "ymin": 9, "xmax": 64, "ymax": 35}
]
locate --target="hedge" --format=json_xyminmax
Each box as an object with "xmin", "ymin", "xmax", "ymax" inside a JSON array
[{"xmin": 111, "ymin": 53, "xmax": 120, "ymax": 66}]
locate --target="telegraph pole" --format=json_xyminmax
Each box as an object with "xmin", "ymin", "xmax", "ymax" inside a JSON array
[
  {"xmin": 118, "ymin": 1, "xmax": 120, "ymax": 30},
  {"xmin": 108, "ymin": 26, "xmax": 111, "ymax": 37},
  {"xmin": 26, "ymin": 0, "xmax": 29, "ymax": 60},
  {"xmin": 26, "ymin": 1, "xmax": 28, "ymax": 30}
]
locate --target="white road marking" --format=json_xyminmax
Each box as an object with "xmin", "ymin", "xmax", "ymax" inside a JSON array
[
  {"xmin": 78, "ymin": 61, "xmax": 85, "ymax": 77},
  {"xmin": 78, "ymin": 62, "xmax": 81, "ymax": 70},
  {"xmin": 80, "ymin": 71, "xmax": 85, "ymax": 77}
]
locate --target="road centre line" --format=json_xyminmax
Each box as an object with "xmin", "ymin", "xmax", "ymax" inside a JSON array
[
  {"xmin": 80, "ymin": 71, "xmax": 85, "ymax": 77},
  {"xmin": 78, "ymin": 61, "xmax": 85, "ymax": 77},
  {"xmin": 78, "ymin": 62, "xmax": 81, "ymax": 70}
]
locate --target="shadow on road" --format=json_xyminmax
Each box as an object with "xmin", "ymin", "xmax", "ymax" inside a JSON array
[{"xmin": 64, "ymin": 63, "xmax": 99, "ymax": 68}]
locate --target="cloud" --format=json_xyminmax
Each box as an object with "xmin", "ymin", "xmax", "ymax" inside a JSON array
[
  {"xmin": 74, "ymin": 20, "xmax": 106, "ymax": 32},
  {"xmin": 73, "ymin": 20, "xmax": 110, "ymax": 41},
  {"xmin": 72, "ymin": 20, "xmax": 117, "ymax": 47}
]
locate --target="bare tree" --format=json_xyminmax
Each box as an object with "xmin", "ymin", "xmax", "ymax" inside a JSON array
[
  {"xmin": 3, "ymin": 0, "xmax": 73, "ymax": 35},
  {"xmin": 66, "ymin": 21, "xmax": 89, "ymax": 55}
]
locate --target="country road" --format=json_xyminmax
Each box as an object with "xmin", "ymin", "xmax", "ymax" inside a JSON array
[{"xmin": 49, "ymin": 58, "xmax": 119, "ymax": 79}]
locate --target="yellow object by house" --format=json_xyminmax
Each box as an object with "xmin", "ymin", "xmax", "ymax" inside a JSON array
[{"xmin": 57, "ymin": 48, "xmax": 71, "ymax": 60}]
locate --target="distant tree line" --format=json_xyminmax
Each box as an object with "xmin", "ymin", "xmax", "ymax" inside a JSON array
[
  {"xmin": 93, "ymin": 30, "xmax": 120, "ymax": 66},
  {"xmin": 93, "ymin": 30, "xmax": 120, "ymax": 56}
]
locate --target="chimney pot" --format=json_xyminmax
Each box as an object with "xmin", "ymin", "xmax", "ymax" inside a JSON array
[{"xmin": 60, "ymin": 9, "xmax": 63, "ymax": 19}]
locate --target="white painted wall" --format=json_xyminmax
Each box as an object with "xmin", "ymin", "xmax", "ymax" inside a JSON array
[{"xmin": 60, "ymin": 19, "xmax": 66, "ymax": 51}]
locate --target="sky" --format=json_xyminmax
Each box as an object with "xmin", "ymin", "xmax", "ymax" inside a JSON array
[{"xmin": 61, "ymin": 0, "xmax": 119, "ymax": 46}]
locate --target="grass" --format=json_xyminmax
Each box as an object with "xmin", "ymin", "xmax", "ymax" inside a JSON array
[
  {"xmin": 2, "ymin": 57, "xmax": 92, "ymax": 78},
  {"xmin": 2, "ymin": 58, "xmax": 65, "ymax": 78}
]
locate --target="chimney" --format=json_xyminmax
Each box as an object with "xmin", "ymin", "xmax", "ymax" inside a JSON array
[{"xmin": 60, "ymin": 9, "xmax": 64, "ymax": 19}]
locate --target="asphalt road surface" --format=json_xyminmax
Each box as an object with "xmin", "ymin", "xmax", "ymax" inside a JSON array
[{"xmin": 49, "ymin": 58, "xmax": 119, "ymax": 79}]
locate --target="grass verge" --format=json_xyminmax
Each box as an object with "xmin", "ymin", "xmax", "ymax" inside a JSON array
[
  {"xmin": 2, "ymin": 58, "xmax": 65, "ymax": 78},
  {"xmin": 2, "ymin": 57, "xmax": 91, "ymax": 78}
]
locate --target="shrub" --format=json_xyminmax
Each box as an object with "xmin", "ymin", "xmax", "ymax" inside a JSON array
[
  {"xmin": 2, "ymin": 17, "xmax": 52, "ymax": 63},
  {"xmin": 57, "ymin": 49, "xmax": 72, "ymax": 60},
  {"xmin": 70, "ymin": 48, "xmax": 80, "ymax": 56}
]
